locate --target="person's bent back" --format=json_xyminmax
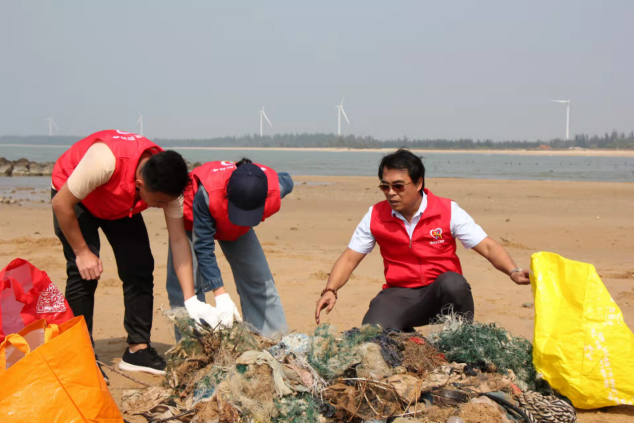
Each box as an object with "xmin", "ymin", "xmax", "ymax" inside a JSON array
[{"xmin": 51, "ymin": 129, "xmax": 211, "ymax": 378}]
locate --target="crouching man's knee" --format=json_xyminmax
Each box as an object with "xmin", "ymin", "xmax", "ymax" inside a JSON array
[
  {"xmin": 437, "ymin": 272, "xmax": 470, "ymax": 294},
  {"xmin": 435, "ymin": 272, "xmax": 474, "ymax": 317}
]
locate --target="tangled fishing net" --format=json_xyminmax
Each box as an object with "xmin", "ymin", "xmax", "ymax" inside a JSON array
[
  {"xmin": 120, "ymin": 308, "xmax": 571, "ymax": 423},
  {"xmin": 428, "ymin": 307, "xmax": 547, "ymax": 393},
  {"xmin": 307, "ymin": 324, "xmax": 383, "ymax": 378}
]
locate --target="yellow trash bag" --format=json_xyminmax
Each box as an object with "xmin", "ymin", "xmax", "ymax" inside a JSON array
[
  {"xmin": 0, "ymin": 316, "xmax": 123, "ymax": 422},
  {"xmin": 530, "ymin": 252, "xmax": 634, "ymax": 409}
]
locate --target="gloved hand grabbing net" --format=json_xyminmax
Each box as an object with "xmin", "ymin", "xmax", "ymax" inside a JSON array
[
  {"xmin": 184, "ymin": 296, "xmax": 220, "ymax": 330},
  {"xmin": 215, "ymin": 293, "xmax": 243, "ymax": 329}
]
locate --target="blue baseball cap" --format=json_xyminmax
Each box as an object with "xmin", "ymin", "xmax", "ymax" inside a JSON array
[{"xmin": 227, "ymin": 163, "xmax": 268, "ymax": 227}]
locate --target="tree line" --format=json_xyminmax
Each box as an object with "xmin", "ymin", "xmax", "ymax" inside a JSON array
[{"xmin": 1, "ymin": 131, "xmax": 632, "ymax": 150}]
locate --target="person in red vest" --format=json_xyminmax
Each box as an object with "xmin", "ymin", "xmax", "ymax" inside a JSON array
[
  {"xmin": 165, "ymin": 158, "xmax": 292, "ymax": 338},
  {"xmin": 315, "ymin": 148, "xmax": 530, "ymax": 330},
  {"xmin": 51, "ymin": 130, "xmax": 219, "ymax": 379}
]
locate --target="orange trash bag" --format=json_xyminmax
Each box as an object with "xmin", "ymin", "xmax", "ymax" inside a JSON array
[{"xmin": 0, "ymin": 316, "xmax": 123, "ymax": 422}]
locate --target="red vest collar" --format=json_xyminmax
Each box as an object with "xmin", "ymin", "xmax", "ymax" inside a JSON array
[{"xmin": 378, "ymin": 188, "xmax": 442, "ymax": 223}]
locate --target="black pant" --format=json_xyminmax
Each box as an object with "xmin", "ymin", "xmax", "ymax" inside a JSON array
[
  {"xmin": 361, "ymin": 272, "xmax": 474, "ymax": 330},
  {"xmin": 52, "ymin": 189, "xmax": 155, "ymax": 345}
]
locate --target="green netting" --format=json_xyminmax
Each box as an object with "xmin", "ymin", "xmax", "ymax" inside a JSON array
[
  {"xmin": 217, "ymin": 321, "xmax": 261, "ymax": 354},
  {"xmin": 215, "ymin": 365, "xmax": 278, "ymax": 422},
  {"xmin": 166, "ymin": 314, "xmax": 261, "ymax": 369},
  {"xmin": 430, "ymin": 314, "xmax": 540, "ymax": 391},
  {"xmin": 308, "ymin": 323, "xmax": 382, "ymax": 379},
  {"xmin": 147, "ymin": 309, "xmax": 555, "ymax": 423},
  {"xmin": 194, "ymin": 366, "xmax": 228, "ymax": 391},
  {"xmin": 272, "ymin": 394, "xmax": 320, "ymax": 423}
]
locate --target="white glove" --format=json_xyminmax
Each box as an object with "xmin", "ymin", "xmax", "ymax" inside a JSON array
[
  {"xmin": 184, "ymin": 296, "xmax": 220, "ymax": 330},
  {"xmin": 215, "ymin": 293, "xmax": 243, "ymax": 329}
]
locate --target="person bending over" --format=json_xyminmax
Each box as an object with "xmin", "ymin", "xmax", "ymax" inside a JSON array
[
  {"xmin": 166, "ymin": 159, "xmax": 293, "ymax": 338},
  {"xmin": 52, "ymin": 130, "xmax": 218, "ymax": 379}
]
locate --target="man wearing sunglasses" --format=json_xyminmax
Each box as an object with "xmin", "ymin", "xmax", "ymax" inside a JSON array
[{"xmin": 315, "ymin": 148, "xmax": 530, "ymax": 330}]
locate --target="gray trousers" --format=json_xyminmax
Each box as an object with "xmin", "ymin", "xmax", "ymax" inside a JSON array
[
  {"xmin": 166, "ymin": 229, "xmax": 288, "ymax": 338},
  {"xmin": 361, "ymin": 272, "xmax": 474, "ymax": 330}
]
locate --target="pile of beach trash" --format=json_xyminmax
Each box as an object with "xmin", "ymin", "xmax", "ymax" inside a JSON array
[{"xmin": 121, "ymin": 309, "xmax": 576, "ymax": 423}]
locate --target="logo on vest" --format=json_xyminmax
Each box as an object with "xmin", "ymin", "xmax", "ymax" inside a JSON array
[
  {"xmin": 429, "ymin": 228, "xmax": 445, "ymax": 245},
  {"xmin": 113, "ymin": 130, "xmax": 143, "ymax": 140},
  {"xmin": 211, "ymin": 162, "xmax": 237, "ymax": 172}
]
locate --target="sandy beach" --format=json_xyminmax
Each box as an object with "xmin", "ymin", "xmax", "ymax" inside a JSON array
[{"xmin": 0, "ymin": 176, "xmax": 632, "ymax": 422}]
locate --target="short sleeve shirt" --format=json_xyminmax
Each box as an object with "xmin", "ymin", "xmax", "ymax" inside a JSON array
[
  {"xmin": 348, "ymin": 192, "xmax": 487, "ymax": 254},
  {"xmin": 64, "ymin": 142, "xmax": 183, "ymax": 218}
]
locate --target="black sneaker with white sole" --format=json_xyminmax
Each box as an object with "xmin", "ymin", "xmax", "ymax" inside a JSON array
[{"xmin": 118, "ymin": 345, "xmax": 166, "ymax": 375}]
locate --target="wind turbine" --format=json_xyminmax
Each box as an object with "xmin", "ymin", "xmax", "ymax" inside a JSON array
[
  {"xmin": 335, "ymin": 98, "xmax": 350, "ymax": 137},
  {"xmin": 258, "ymin": 107, "xmax": 272, "ymax": 137},
  {"xmin": 137, "ymin": 111, "xmax": 144, "ymax": 136},
  {"xmin": 550, "ymin": 99, "xmax": 571, "ymax": 140},
  {"xmin": 45, "ymin": 117, "xmax": 58, "ymax": 136}
]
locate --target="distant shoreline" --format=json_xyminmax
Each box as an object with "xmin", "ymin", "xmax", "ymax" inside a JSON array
[
  {"xmin": 0, "ymin": 144, "xmax": 632, "ymax": 157},
  {"xmin": 172, "ymin": 147, "xmax": 634, "ymax": 157}
]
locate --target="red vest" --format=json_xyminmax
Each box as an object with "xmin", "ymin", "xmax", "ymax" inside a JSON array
[
  {"xmin": 52, "ymin": 130, "xmax": 163, "ymax": 220},
  {"xmin": 183, "ymin": 161, "xmax": 281, "ymax": 240},
  {"xmin": 369, "ymin": 189, "xmax": 462, "ymax": 289}
]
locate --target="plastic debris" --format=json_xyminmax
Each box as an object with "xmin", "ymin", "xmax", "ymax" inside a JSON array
[
  {"xmin": 356, "ymin": 343, "xmax": 393, "ymax": 379},
  {"xmin": 269, "ymin": 333, "xmax": 311, "ymax": 359},
  {"xmin": 118, "ymin": 308, "xmax": 565, "ymax": 423},
  {"xmin": 236, "ymin": 350, "xmax": 294, "ymax": 397}
]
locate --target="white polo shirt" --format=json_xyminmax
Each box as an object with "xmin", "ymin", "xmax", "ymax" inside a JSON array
[{"xmin": 348, "ymin": 192, "xmax": 487, "ymax": 254}]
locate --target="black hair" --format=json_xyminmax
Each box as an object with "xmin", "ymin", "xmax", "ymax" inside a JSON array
[
  {"xmin": 142, "ymin": 150, "xmax": 190, "ymax": 196},
  {"xmin": 378, "ymin": 148, "xmax": 425, "ymax": 190},
  {"xmin": 235, "ymin": 158, "xmax": 253, "ymax": 167}
]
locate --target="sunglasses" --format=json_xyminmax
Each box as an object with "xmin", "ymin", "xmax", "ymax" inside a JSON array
[{"xmin": 378, "ymin": 182, "xmax": 412, "ymax": 193}]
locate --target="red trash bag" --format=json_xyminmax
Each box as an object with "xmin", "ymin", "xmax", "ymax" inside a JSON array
[{"xmin": 0, "ymin": 258, "xmax": 74, "ymax": 343}]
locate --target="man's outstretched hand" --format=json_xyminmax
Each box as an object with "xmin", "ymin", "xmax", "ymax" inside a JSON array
[
  {"xmin": 511, "ymin": 268, "xmax": 531, "ymax": 285},
  {"xmin": 315, "ymin": 291, "xmax": 336, "ymax": 324}
]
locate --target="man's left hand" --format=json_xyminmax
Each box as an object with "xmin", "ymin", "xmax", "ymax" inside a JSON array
[{"xmin": 511, "ymin": 268, "xmax": 531, "ymax": 285}]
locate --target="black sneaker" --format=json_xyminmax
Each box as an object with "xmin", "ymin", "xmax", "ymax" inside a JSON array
[{"xmin": 118, "ymin": 345, "xmax": 166, "ymax": 375}]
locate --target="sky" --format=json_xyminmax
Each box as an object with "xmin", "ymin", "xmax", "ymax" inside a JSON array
[{"xmin": 0, "ymin": 1, "xmax": 632, "ymax": 141}]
